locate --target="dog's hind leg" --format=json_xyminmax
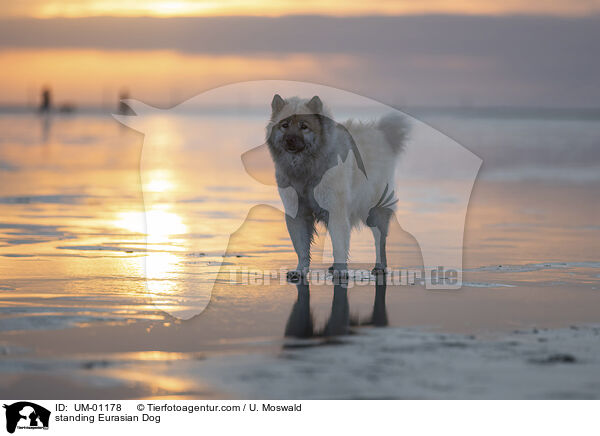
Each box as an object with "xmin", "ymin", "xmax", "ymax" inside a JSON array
[
  {"xmin": 370, "ymin": 226, "xmax": 386, "ymax": 273},
  {"xmin": 367, "ymin": 185, "xmax": 396, "ymax": 275},
  {"xmin": 367, "ymin": 208, "xmax": 393, "ymax": 275}
]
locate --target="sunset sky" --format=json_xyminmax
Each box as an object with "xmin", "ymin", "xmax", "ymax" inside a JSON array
[
  {"xmin": 1, "ymin": 1, "xmax": 599, "ymax": 108},
  {"xmin": 3, "ymin": 0, "xmax": 600, "ymax": 17}
]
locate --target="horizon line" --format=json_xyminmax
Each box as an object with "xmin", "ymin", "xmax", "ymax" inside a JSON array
[{"xmin": 2, "ymin": 12, "xmax": 600, "ymax": 19}]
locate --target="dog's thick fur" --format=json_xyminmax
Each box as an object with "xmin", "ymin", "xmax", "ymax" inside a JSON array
[{"xmin": 266, "ymin": 95, "xmax": 408, "ymax": 279}]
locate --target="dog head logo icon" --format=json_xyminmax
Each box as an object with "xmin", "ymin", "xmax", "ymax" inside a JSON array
[{"xmin": 3, "ymin": 402, "xmax": 50, "ymax": 434}]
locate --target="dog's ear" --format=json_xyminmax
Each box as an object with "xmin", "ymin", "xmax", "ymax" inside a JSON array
[
  {"xmin": 271, "ymin": 94, "xmax": 285, "ymax": 114},
  {"xmin": 307, "ymin": 96, "xmax": 323, "ymax": 114}
]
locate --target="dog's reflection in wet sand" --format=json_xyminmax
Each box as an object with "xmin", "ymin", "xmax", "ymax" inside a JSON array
[{"xmin": 284, "ymin": 275, "xmax": 388, "ymax": 342}]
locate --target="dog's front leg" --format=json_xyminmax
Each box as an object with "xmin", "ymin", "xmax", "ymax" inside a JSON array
[
  {"xmin": 285, "ymin": 212, "xmax": 313, "ymax": 280},
  {"xmin": 327, "ymin": 213, "xmax": 350, "ymax": 276}
]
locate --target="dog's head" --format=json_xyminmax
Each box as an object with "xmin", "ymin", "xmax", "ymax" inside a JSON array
[{"xmin": 266, "ymin": 95, "xmax": 332, "ymax": 159}]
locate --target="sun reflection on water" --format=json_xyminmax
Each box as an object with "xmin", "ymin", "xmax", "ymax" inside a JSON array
[
  {"xmin": 114, "ymin": 204, "xmax": 187, "ymax": 304},
  {"xmin": 115, "ymin": 206, "xmax": 186, "ymax": 241},
  {"xmin": 144, "ymin": 169, "xmax": 177, "ymax": 194}
]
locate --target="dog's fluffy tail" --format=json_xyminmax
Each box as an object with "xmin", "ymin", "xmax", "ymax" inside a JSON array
[{"xmin": 378, "ymin": 113, "xmax": 409, "ymax": 154}]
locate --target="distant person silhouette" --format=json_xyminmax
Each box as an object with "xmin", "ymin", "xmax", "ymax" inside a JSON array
[{"xmin": 39, "ymin": 86, "xmax": 52, "ymax": 112}]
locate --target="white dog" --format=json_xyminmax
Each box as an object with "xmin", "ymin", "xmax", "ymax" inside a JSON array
[{"xmin": 266, "ymin": 95, "xmax": 409, "ymax": 280}]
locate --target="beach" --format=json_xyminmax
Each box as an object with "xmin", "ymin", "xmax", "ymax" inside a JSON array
[{"xmin": 1, "ymin": 107, "xmax": 599, "ymax": 399}]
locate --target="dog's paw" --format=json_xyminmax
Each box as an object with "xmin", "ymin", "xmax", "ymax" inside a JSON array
[
  {"xmin": 371, "ymin": 265, "xmax": 387, "ymax": 276},
  {"xmin": 286, "ymin": 269, "xmax": 306, "ymax": 283},
  {"xmin": 328, "ymin": 263, "xmax": 348, "ymax": 273}
]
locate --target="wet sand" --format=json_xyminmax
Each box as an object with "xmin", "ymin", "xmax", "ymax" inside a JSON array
[{"xmin": 1, "ymin": 109, "xmax": 599, "ymax": 399}]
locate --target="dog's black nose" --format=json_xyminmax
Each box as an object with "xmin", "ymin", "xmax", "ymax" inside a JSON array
[{"xmin": 285, "ymin": 136, "xmax": 304, "ymax": 153}]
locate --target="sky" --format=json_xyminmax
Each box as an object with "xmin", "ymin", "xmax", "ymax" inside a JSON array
[
  {"xmin": 1, "ymin": 1, "xmax": 599, "ymax": 108},
  {"xmin": 3, "ymin": 0, "xmax": 600, "ymax": 17}
]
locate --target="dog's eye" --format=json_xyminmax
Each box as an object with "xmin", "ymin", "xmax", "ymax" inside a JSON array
[
  {"xmin": 281, "ymin": 122, "xmax": 289, "ymax": 129},
  {"xmin": 300, "ymin": 123, "xmax": 308, "ymax": 130}
]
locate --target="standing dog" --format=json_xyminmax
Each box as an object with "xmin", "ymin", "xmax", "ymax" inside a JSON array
[{"xmin": 266, "ymin": 94, "xmax": 408, "ymax": 280}]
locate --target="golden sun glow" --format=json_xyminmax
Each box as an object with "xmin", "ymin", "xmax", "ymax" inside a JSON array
[
  {"xmin": 35, "ymin": 1, "xmax": 215, "ymax": 18},
  {"xmin": 151, "ymin": 2, "xmax": 199, "ymax": 15},
  {"xmin": 3, "ymin": 0, "xmax": 598, "ymax": 18},
  {"xmin": 114, "ymin": 206, "xmax": 187, "ymax": 299},
  {"xmin": 144, "ymin": 170, "xmax": 177, "ymax": 194},
  {"xmin": 115, "ymin": 207, "xmax": 187, "ymax": 241}
]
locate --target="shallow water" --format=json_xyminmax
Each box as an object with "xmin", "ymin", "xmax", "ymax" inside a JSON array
[{"xmin": 0, "ymin": 108, "xmax": 599, "ymax": 398}]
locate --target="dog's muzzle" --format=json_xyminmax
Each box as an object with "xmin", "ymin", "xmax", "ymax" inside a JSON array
[{"xmin": 284, "ymin": 136, "xmax": 305, "ymax": 153}]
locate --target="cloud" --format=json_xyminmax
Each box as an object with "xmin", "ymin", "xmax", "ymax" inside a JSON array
[
  {"xmin": 1, "ymin": 15, "xmax": 600, "ymax": 107},
  {"xmin": 0, "ymin": 15, "xmax": 598, "ymax": 56}
]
